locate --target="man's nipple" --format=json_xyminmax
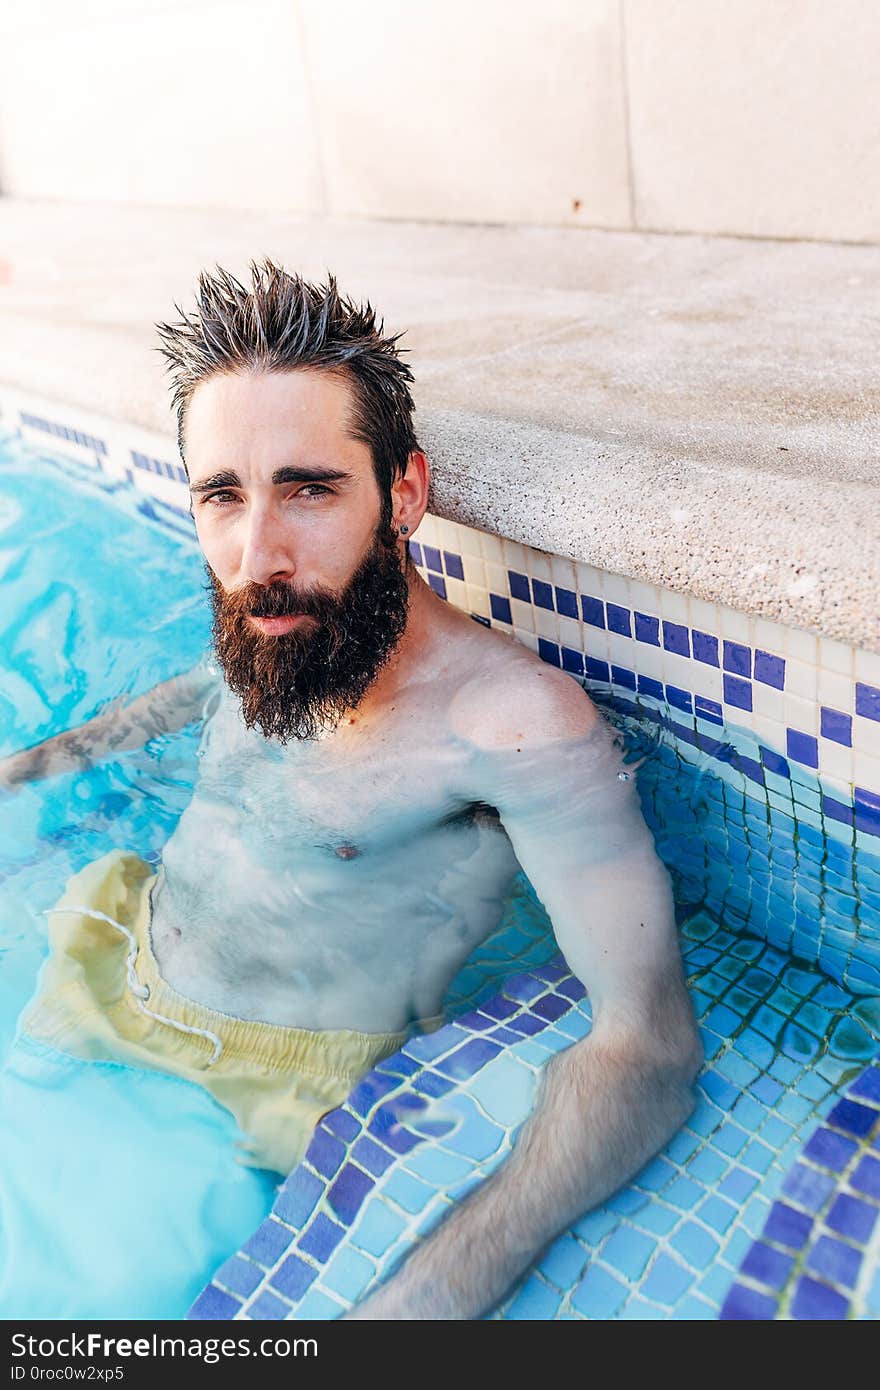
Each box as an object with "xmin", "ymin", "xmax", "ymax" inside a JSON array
[{"xmin": 335, "ymin": 843, "xmax": 361, "ymax": 860}]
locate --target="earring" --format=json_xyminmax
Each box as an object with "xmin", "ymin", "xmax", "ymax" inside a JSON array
[{"xmin": 400, "ymin": 524, "xmax": 410, "ymax": 536}]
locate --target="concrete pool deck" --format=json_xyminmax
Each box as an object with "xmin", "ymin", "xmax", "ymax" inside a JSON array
[{"xmin": 0, "ymin": 197, "xmax": 877, "ymax": 650}]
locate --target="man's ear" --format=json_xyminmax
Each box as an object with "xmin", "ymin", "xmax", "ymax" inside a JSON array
[{"xmin": 391, "ymin": 450, "xmax": 431, "ymax": 535}]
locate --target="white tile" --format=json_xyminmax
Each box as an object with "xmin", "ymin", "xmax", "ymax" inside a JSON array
[
  {"xmin": 461, "ymin": 555, "xmax": 487, "ymax": 589},
  {"xmin": 501, "ymin": 537, "xmax": 528, "ymax": 571},
  {"xmin": 466, "ymin": 586, "xmax": 490, "ymax": 620},
  {"xmin": 477, "ymin": 531, "xmax": 504, "ymax": 564},
  {"xmin": 693, "ymin": 665, "xmax": 723, "ymax": 702},
  {"xmin": 575, "ymin": 562, "xmax": 605, "ymax": 598},
  {"xmin": 456, "ymin": 524, "xmax": 484, "ymax": 559},
  {"xmin": 818, "ymin": 740, "xmax": 854, "ymax": 786},
  {"xmin": 510, "ymin": 598, "xmax": 535, "ymax": 632},
  {"xmin": 660, "ymin": 649, "xmax": 696, "ymax": 690},
  {"xmin": 633, "ymin": 642, "xmax": 664, "ymax": 681},
  {"xmin": 533, "ymin": 606, "xmax": 559, "ymax": 642},
  {"xmin": 602, "ymin": 571, "xmax": 630, "ymax": 604},
  {"xmin": 820, "ymin": 637, "xmax": 855, "ymax": 678},
  {"xmin": 516, "ymin": 630, "xmax": 539, "ymax": 655},
  {"xmin": 753, "ymin": 683, "xmax": 785, "ymax": 722},
  {"xmin": 484, "ymin": 561, "xmax": 508, "ymax": 595},
  {"xmin": 444, "ymin": 576, "xmax": 468, "ymax": 612},
  {"xmin": 719, "ymin": 606, "xmax": 752, "ymax": 644},
  {"xmin": 786, "ymin": 660, "xmax": 818, "ymax": 703},
  {"xmin": 855, "ymin": 648, "xmax": 880, "ymax": 686},
  {"xmin": 784, "ymin": 694, "xmax": 819, "ymax": 736},
  {"xmin": 550, "ymin": 554, "xmax": 577, "ymax": 589},
  {"xmin": 853, "ymin": 716, "xmax": 880, "ymax": 759},
  {"xmin": 688, "ymin": 596, "xmax": 719, "ymax": 633},
  {"xmin": 817, "ymin": 670, "xmax": 854, "ymax": 714},
  {"xmin": 753, "ymin": 617, "xmax": 788, "ymax": 659},
  {"xmin": 659, "ymin": 589, "xmax": 689, "ymax": 623},
  {"xmin": 854, "ymin": 751, "xmax": 880, "ymax": 794},
  {"xmin": 785, "ymin": 627, "xmax": 819, "ymax": 665},
  {"xmin": 628, "ymin": 579, "xmax": 659, "ymax": 615},
  {"xmin": 525, "ymin": 550, "xmax": 553, "ymax": 584},
  {"xmin": 557, "ymin": 615, "xmax": 584, "ymax": 650},
  {"xmin": 413, "ymin": 513, "xmax": 437, "ymax": 545}
]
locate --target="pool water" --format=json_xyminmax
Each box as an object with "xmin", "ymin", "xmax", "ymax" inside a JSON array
[{"xmin": 1, "ymin": 433, "xmax": 878, "ymax": 1319}]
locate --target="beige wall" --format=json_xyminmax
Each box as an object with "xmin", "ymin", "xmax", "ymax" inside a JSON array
[{"xmin": 1, "ymin": 1, "xmax": 879, "ymax": 243}]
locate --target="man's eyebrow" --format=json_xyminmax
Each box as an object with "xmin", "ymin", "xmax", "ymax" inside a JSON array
[{"xmin": 189, "ymin": 465, "xmax": 354, "ymax": 495}]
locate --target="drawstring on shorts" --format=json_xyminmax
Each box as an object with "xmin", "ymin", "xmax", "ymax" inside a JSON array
[{"xmin": 41, "ymin": 905, "xmax": 224, "ymax": 1066}]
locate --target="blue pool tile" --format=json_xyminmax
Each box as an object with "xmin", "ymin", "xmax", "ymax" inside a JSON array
[
  {"xmin": 581, "ymin": 594, "xmax": 605, "ymax": 628},
  {"xmin": 561, "ymin": 646, "xmax": 584, "ymax": 674},
  {"xmin": 299, "ymin": 1214, "xmax": 346, "ymax": 1263},
  {"xmin": 723, "ymin": 641, "xmax": 751, "ymax": 678},
  {"xmin": 637, "ymin": 1202, "xmax": 681, "ymax": 1237},
  {"xmin": 827, "ymin": 1096, "xmax": 878, "ymax": 1138},
  {"xmin": 719, "ymin": 1168, "xmax": 760, "ymax": 1203},
  {"xmin": 806, "ymin": 1235, "xmax": 861, "ymax": 1289},
  {"xmin": 571, "ymin": 1265, "xmax": 629, "ymax": 1318},
  {"xmin": 791, "ymin": 1276, "xmax": 848, "ymax": 1320},
  {"xmin": 664, "ymin": 1175, "xmax": 704, "ymax": 1211},
  {"xmin": 606, "ymin": 602, "xmax": 632, "ymax": 636},
  {"xmin": 422, "ymin": 544, "xmax": 442, "ymax": 573},
  {"xmin": 850, "ymin": 1066, "xmax": 880, "ymax": 1104},
  {"xmin": 634, "ymin": 612, "xmax": 660, "ymax": 646},
  {"xmin": 638, "ymin": 674, "xmax": 664, "ymax": 700},
  {"xmin": 539, "ymin": 1233, "xmax": 589, "ymax": 1287},
  {"xmin": 294, "ymin": 1289, "xmax": 345, "ymax": 1320},
  {"xmin": 855, "ymin": 788, "xmax": 880, "ymax": 835},
  {"xmin": 720, "ymin": 1283, "xmax": 778, "ymax": 1320},
  {"xmin": 328, "ymin": 1164, "xmax": 375, "ymax": 1225},
  {"xmin": 349, "ymin": 1201, "xmax": 407, "ymax": 1258},
  {"xmin": 688, "ymin": 1147, "xmax": 728, "ymax": 1184},
  {"xmin": 351, "ymin": 1135, "xmax": 396, "ymax": 1178},
  {"xmin": 787, "ymin": 729, "xmax": 819, "ymax": 768},
  {"xmin": 740, "ymin": 1241, "xmax": 794, "ymax": 1291},
  {"xmin": 381, "ymin": 1169, "xmax": 434, "ymax": 1214},
  {"xmin": 781, "ymin": 1163, "xmax": 836, "ymax": 1212},
  {"xmin": 611, "ymin": 665, "xmax": 637, "ymax": 690},
  {"xmin": 714, "ymin": 1123, "xmax": 749, "ymax": 1157},
  {"xmin": 663, "ymin": 621, "xmax": 690, "ymax": 657},
  {"xmin": 820, "ymin": 707, "xmax": 852, "ymax": 746},
  {"xmin": 669, "ymin": 1222, "xmax": 719, "ymax": 1271},
  {"xmin": 271, "ymin": 1253, "xmax": 318, "ymax": 1302},
  {"xmin": 666, "ymin": 685, "xmax": 693, "ymax": 713},
  {"xmin": 305, "ymin": 1126, "xmax": 346, "ymax": 1180},
  {"xmin": 763, "ymin": 1201, "xmax": 813, "ymax": 1250},
  {"xmin": 324, "ymin": 1108, "xmax": 362, "ymax": 1142},
  {"xmin": 538, "ymin": 638, "xmax": 560, "ymax": 666},
  {"xmin": 641, "ymin": 1253, "xmax": 695, "ymax": 1306},
  {"xmin": 507, "ymin": 1278, "xmax": 563, "ymax": 1320},
  {"xmin": 508, "ymin": 570, "xmax": 530, "ymax": 601},
  {"xmin": 247, "ymin": 1290, "xmax": 294, "ymax": 1320},
  {"xmin": 532, "ymin": 579, "xmax": 554, "ymax": 610},
  {"xmin": 754, "ymin": 650, "xmax": 785, "ymax": 689},
  {"xmin": 759, "ymin": 746, "xmax": 790, "ymax": 778},
  {"xmin": 427, "ymin": 572, "xmax": 447, "ymax": 599},
  {"xmin": 273, "ymin": 1167, "xmax": 324, "ymax": 1228},
  {"xmin": 692, "ymin": 631, "xmax": 719, "ymax": 666},
  {"xmin": 490, "ymin": 593, "xmax": 512, "ymax": 624},
  {"xmin": 242, "ymin": 1218, "xmax": 295, "ymax": 1267},
  {"xmin": 405, "ymin": 1146, "xmax": 473, "ymax": 1186},
  {"xmin": 320, "ymin": 1247, "xmax": 376, "ymax": 1303},
  {"xmin": 695, "ymin": 696, "xmax": 723, "ymax": 723},
  {"xmin": 442, "ymin": 550, "xmax": 464, "ymax": 580},
  {"xmin": 602, "ymin": 1227, "xmax": 656, "ymax": 1280},
  {"xmin": 827, "ymin": 1192, "xmax": 878, "ymax": 1242},
  {"xmin": 698, "ymin": 1196, "xmax": 739, "ymax": 1234},
  {"xmin": 585, "ymin": 657, "xmax": 610, "ymax": 682},
  {"xmin": 802, "ymin": 1127, "xmax": 859, "ymax": 1171},
  {"xmin": 554, "ymin": 585, "xmax": 578, "ymax": 618},
  {"xmin": 189, "ymin": 1285, "xmax": 242, "ymax": 1319},
  {"xmin": 723, "ymin": 675, "xmax": 752, "ymax": 711},
  {"xmin": 855, "ymin": 682, "xmax": 880, "ymax": 721}
]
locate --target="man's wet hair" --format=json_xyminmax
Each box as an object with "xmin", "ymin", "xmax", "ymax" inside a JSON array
[{"xmin": 155, "ymin": 259, "xmax": 419, "ymax": 508}]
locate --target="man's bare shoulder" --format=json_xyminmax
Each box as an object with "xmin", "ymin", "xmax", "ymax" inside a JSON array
[{"xmin": 444, "ymin": 616, "xmax": 598, "ymax": 752}]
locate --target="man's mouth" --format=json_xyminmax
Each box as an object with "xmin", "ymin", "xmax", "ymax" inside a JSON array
[{"xmin": 248, "ymin": 613, "xmax": 312, "ymax": 636}]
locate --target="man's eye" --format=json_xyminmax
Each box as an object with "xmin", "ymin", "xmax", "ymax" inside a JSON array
[
  {"xmin": 204, "ymin": 491, "xmax": 237, "ymax": 506},
  {"xmin": 299, "ymin": 484, "xmax": 331, "ymax": 498}
]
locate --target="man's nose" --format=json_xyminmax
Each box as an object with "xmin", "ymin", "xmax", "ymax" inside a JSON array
[{"xmin": 238, "ymin": 507, "xmax": 296, "ymax": 587}]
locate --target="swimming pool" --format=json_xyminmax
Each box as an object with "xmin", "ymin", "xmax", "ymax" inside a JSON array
[{"xmin": 1, "ymin": 415, "xmax": 879, "ymax": 1320}]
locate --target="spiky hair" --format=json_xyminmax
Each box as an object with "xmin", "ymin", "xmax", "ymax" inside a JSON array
[{"xmin": 154, "ymin": 259, "xmax": 418, "ymax": 500}]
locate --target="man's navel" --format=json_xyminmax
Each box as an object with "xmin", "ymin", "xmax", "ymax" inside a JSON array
[{"xmin": 334, "ymin": 843, "xmax": 362, "ymax": 860}]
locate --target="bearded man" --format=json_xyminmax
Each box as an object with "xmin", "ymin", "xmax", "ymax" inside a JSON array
[{"xmin": 0, "ymin": 263, "xmax": 701, "ymax": 1320}]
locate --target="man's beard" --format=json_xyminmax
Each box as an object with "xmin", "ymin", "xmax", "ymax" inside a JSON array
[{"xmin": 207, "ymin": 521, "xmax": 411, "ymax": 743}]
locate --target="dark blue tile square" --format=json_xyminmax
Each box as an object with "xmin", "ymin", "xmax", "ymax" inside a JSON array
[
  {"xmin": 855, "ymin": 683, "xmax": 880, "ymax": 722},
  {"xmin": 471, "ymin": 612, "xmax": 490, "ymax": 627},
  {"xmin": 189, "ymin": 1285, "xmax": 241, "ymax": 1320},
  {"xmin": 723, "ymin": 641, "xmax": 751, "ymax": 677},
  {"xmin": 538, "ymin": 638, "xmax": 561, "ymax": 667},
  {"xmin": 531, "ymin": 992, "xmax": 571, "ymax": 1021},
  {"xmin": 561, "ymin": 646, "xmax": 584, "ymax": 674},
  {"xmin": 720, "ymin": 1283, "xmax": 778, "ymax": 1320},
  {"xmin": 663, "ymin": 621, "xmax": 690, "ymax": 657},
  {"xmin": 328, "ymin": 1163, "xmax": 375, "ymax": 1225},
  {"xmin": 350, "ymin": 1135, "xmax": 396, "ymax": 1177},
  {"xmin": 634, "ymin": 612, "xmax": 660, "ymax": 646},
  {"xmin": 822, "ymin": 795, "xmax": 854, "ymax": 828},
  {"xmin": 802, "ymin": 1127, "xmax": 858, "ymax": 1171},
  {"xmin": 740, "ymin": 1241, "xmax": 794, "ymax": 1291},
  {"xmin": 508, "ymin": 570, "xmax": 530, "ymax": 601},
  {"xmin": 443, "ymin": 550, "xmax": 464, "ymax": 580},
  {"xmin": 692, "ymin": 631, "xmax": 719, "ymax": 666},
  {"xmin": 581, "ymin": 595, "xmax": 605, "ymax": 628},
  {"xmin": 854, "ymin": 788, "xmax": 880, "ymax": 834},
  {"xmin": 411, "ymin": 1070, "xmax": 456, "ymax": 1100},
  {"xmin": 407, "ymin": 540, "xmax": 423, "ymax": 566},
  {"xmin": 638, "ymin": 674, "xmax": 663, "ymax": 700},
  {"xmin": 241, "ymin": 1218, "xmax": 294, "ymax": 1267},
  {"xmin": 434, "ymin": 1037, "xmax": 502, "ymax": 1080},
  {"xmin": 347, "ymin": 1072, "xmax": 399, "ymax": 1118},
  {"xmin": 827, "ymin": 1097, "xmax": 878, "ymax": 1138},
  {"xmin": 851, "ymin": 1153, "xmax": 880, "ymax": 1199},
  {"xmin": 323, "ymin": 1108, "xmax": 361, "ymax": 1143},
  {"xmin": 273, "ymin": 1167, "xmax": 323, "ymax": 1227},
  {"xmin": 298, "ymin": 1213, "xmax": 346, "ymax": 1263},
  {"xmin": 585, "ymin": 657, "xmax": 610, "ymax": 682},
  {"xmin": 695, "ymin": 696, "xmax": 723, "ymax": 724},
  {"xmin": 806, "ymin": 1235, "xmax": 861, "ymax": 1289},
  {"xmin": 760, "ymin": 746, "xmax": 790, "ymax": 777},
  {"xmin": 304, "ymin": 1128, "xmax": 345, "ymax": 1180},
  {"xmin": 490, "ymin": 593, "xmax": 512, "ymax": 624},
  {"xmin": 724, "ymin": 675, "xmax": 753, "ymax": 711},
  {"xmin": 781, "ymin": 1162, "xmax": 835, "ymax": 1211},
  {"xmin": 666, "ymin": 684, "xmax": 693, "ymax": 713},
  {"xmin": 827, "ymin": 1193, "xmax": 878, "ymax": 1243},
  {"xmin": 786, "ymin": 728, "xmax": 819, "ymax": 768},
  {"xmin": 422, "ymin": 544, "xmax": 443, "ymax": 574},
  {"xmin": 271, "ymin": 1252, "xmax": 318, "ymax": 1301},
  {"xmin": 791, "ymin": 1276, "xmax": 848, "ymax": 1320},
  {"xmin": 850, "ymin": 1066, "xmax": 880, "ymax": 1105},
  {"xmin": 763, "ymin": 1201, "xmax": 812, "ymax": 1250},
  {"xmin": 607, "ymin": 603, "xmax": 632, "ymax": 637},
  {"xmin": 611, "ymin": 665, "xmax": 636, "ymax": 690},
  {"xmin": 215, "ymin": 1256, "xmax": 263, "ymax": 1299},
  {"xmin": 754, "ymin": 650, "xmax": 785, "ymax": 689},
  {"xmin": 427, "ymin": 572, "xmax": 447, "ymax": 599},
  {"xmin": 820, "ymin": 707, "xmax": 852, "ymax": 747},
  {"xmin": 555, "ymin": 586, "xmax": 578, "ymax": 618},
  {"xmin": 532, "ymin": 579, "xmax": 554, "ymax": 610}
]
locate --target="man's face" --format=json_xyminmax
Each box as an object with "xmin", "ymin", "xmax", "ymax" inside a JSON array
[{"xmin": 185, "ymin": 369, "xmax": 410, "ymax": 741}]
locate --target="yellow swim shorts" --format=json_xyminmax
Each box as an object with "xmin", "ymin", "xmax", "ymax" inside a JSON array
[{"xmin": 20, "ymin": 849, "xmax": 409, "ymax": 1175}]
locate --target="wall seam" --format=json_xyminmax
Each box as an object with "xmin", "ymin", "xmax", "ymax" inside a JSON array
[{"xmin": 618, "ymin": 0, "xmax": 637, "ymax": 230}]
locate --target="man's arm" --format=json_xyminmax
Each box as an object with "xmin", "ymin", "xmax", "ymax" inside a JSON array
[
  {"xmin": 0, "ymin": 659, "xmax": 219, "ymax": 791},
  {"xmin": 350, "ymin": 665, "xmax": 702, "ymax": 1320}
]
